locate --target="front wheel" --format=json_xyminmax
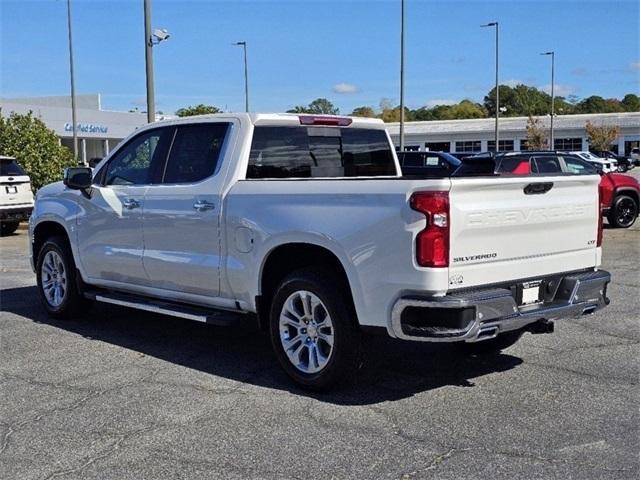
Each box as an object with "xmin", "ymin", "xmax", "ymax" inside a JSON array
[
  {"xmin": 618, "ymin": 163, "xmax": 628, "ymax": 173},
  {"xmin": 36, "ymin": 236, "xmax": 87, "ymax": 319},
  {"xmin": 456, "ymin": 329, "xmax": 524, "ymax": 356},
  {"xmin": 269, "ymin": 268, "xmax": 361, "ymax": 391},
  {"xmin": 608, "ymin": 194, "xmax": 638, "ymax": 228}
]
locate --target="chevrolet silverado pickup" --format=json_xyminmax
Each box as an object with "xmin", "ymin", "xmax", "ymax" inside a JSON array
[{"xmin": 29, "ymin": 113, "xmax": 611, "ymax": 389}]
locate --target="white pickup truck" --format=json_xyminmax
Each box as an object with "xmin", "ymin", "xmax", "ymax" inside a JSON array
[{"xmin": 29, "ymin": 113, "xmax": 611, "ymax": 389}]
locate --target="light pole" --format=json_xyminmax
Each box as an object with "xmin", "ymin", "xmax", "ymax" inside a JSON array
[
  {"xmin": 65, "ymin": 0, "xmax": 79, "ymax": 163},
  {"xmin": 399, "ymin": 0, "xmax": 405, "ymax": 151},
  {"xmin": 541, "ymin": 51, "xmax": 555, "ymax": 150},
  {"xmin": 143, "ymin": 0, "xmax": 170, "ymax": 123},
  {"xmin": 481, "ymin": 21, "xmax": 499, "ymax": 150},
  {"xmin": 234, "ymin": 42, "xmax": 249, "ymax": 112}
]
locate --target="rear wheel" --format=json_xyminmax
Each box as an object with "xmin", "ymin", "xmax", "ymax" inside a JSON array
[
  {"xmin": 36, "ymin": 236, "xmax": 87, "ymax": 319},
  {"xmin": 456, "ymin": 329, "xmax": 523, "ymax": 355},
  {"xmin": 608, "ymin": 194, "xmax": 638, "ymax": 228},
  {"xmin": 269, "ymin": 268, "xmax": 361, "ymax": 390},
  {"xmin": 0, "ymin": 221, "xmax": 19, "ymax": 236}
]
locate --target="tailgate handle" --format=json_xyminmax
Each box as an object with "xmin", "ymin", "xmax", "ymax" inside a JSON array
[{"xmin": 524, "ymin": 182, "xmax": 554, "ymax": 195}]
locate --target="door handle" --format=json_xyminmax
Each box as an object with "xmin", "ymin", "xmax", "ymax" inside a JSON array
[
  {"xmin": 123, "ymin": 198, "xmax": 140, "ymax": 209},
  {"xmin": 193, "ymin": 200, "xmax": 215, "ymax": 212}
]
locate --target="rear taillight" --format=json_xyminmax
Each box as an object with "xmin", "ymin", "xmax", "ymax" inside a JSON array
[
  {"xmin": 410, "ymin": 191, "xmax": 450, "ymax": 267},
  {"xmin": 597, "ymin": 185, "xmax": 603, "ymax": 247},
  {"xmin": 298, "ymin": 115, "xmax": 352, "ymax": 126}
]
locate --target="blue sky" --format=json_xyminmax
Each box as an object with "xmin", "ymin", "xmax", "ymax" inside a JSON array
[{"xmin": 1, "ymin": 0, "xmax": 638, "ymax": 114}]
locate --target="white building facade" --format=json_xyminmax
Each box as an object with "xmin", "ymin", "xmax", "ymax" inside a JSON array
[
  {"xmin": 387, "ymin": 112, "xmax": 640, "ymax": 155},
  {"xmin": 0, "ymin": 95, "xmax": 151, "ymax": 164}
]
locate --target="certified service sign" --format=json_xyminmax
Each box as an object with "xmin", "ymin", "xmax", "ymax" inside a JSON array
[{"xmin": 64, "ymin": 123, "xmax": 108, "ymax": 134}]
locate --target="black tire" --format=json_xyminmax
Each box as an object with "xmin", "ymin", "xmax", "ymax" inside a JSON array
[
  {"xmin": 36, "ymin": 236, "xmax": 87, "ymax": 319},
  {"xmin": 618, "ymin": 163, "xmax": 628, "ymax": 173},
  {"xmin": 0, "ymin": 221, "xmax": 19, "ymax": 236},
  {"xmin": 269, "ymin": 268, "xmax": 361, "ymax": 391},
  {"xmin": 456, "ymin": 329, "xmax": 523, "ymax": 356},
  {"xmin": 607, "ymin": 194, "xmax": 638, "ymax": 228}
]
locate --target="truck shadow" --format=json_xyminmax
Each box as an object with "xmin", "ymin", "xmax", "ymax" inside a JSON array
[{"xmin": 1, "ymin": 286, "xmax": 523, "ymax": 406}]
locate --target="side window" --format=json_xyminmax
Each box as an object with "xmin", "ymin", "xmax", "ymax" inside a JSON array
[
  {"xmin": 532, "ymin": 156, "xmax": 562, "ymax": 174},
  {"xmin": 103, "ymin": 128, "xmax": 171, "ymax": 186},
  {"xmin": 163, "ymin": 123, "xmax": 230, "ymax": 184},
  {"xmin": 562, "ymin": 155, "xmax": 597, "ymax": 175},
  {"xmin": 497, "ymin": 156, "xmax": 530, "ymax": 175}
]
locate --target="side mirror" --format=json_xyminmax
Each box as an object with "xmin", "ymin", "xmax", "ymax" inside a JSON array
[{"xmin": 63, "ymin": 167, "xmax": 93, "ymax": 190}]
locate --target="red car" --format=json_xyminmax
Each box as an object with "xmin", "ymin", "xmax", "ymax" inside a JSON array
[
  {"xmin": 490, "ymin": 151, "xmax": 640, "ymax": 228},
  {"xmin": 599, "ymin": 172, "xmax": 639, "ymax": 228}
]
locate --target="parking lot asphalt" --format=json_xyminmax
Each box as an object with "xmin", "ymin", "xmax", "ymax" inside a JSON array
[{"xmin": 1, "ymin": 196, "xmax": 639, "ymax": 479}]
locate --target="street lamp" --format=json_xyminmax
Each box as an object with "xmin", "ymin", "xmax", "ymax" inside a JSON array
[
  {"xmin": 481, "ymin": 21, "xmax": 499, "ymax": 150},
  {"xmin": 143, "ymin": 0, "xmax": 170, "ymax": 123},
  {"xmin": 399, "ymin": 0, "xmax": 405, "ymax": 151},
  {"xmin": 65, "ymin": 0, "xmax": 79, "ymax": 163},
  {"xmin": 541, "ymin": 51, "xmax": 555, "ymax": 150},
  {"xmin": 233, "ymin": 41, "xmax": 249, "ymax": 112}
]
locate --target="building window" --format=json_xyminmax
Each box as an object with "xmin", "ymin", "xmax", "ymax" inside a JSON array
[
  {"xmin": 404, "ymin": 145, "xmax": 420, "ymax": 152},
  {"xmin": 554, "ymin": 137, "xmax": 582, "ymax": 151},
  {"xmin": 520, "ymin": 139, "xmax": 530, "ymax": 151},
  {"xmin": 455, "ymin": 140, "xmax": 481, "ymax": 153},
  {"xmin": 487, "ymin": 140, "xmax": 515, "ymax": 152},
  {"xmin": 425, "ymin": 142, "xmax": 451, "ymax": 152}
]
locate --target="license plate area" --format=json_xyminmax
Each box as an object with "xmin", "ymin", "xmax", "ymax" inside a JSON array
[
  {"xmin": 6, "ymin": 185, "xmax": 18, "ymax": 194},
  {"xmin": 517, "ymin": 280, "xmax": 543, "ymax": 306}
]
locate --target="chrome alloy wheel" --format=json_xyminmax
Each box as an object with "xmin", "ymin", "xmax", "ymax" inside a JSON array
[
  {"xmin": 41, "ymin": 251, "xmax": 67, "ymax": 307},
  {"xmin": 278, "ymin": 290, "xmax": 335, "ymax": 374}
]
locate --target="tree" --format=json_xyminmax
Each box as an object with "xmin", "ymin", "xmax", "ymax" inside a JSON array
[
  {"xmin": 175, "ymin": 104, "xmax": 221, "ymax": 117},
  {"xmin": 525, "ymin": 115, "xmax": 548, "ymax": 150},
  {"xmin": 585, "ymin": 120, "xmax": 620, "ymax": 151},
  {"xmin": 307, "ymin": 98, "xmax": 339, "ymax": 115},
  {"xmin": 575, "ymin": 96, "xmax": 608, "ymax": 114},
  {"xmin": 0, "ymin": 111, "xmax": 75, "ymax": 192},
  {"xmin": 286, "ymin": 98, "xmax": 339, "ymax": 115},
  {"xmin": 441, "ymin": 100, "xmax": 487, "ymax": 119},
  {"xmin": 286, "ymin": 105, "xmax": 311, "ymax": 114},
  {"xmin": 621, "ymin": 94, "xmax": 640, "ymax": 112},
  {"xmin": 350, "ymin": 106, "xmax": 376, "ymax": 118}
]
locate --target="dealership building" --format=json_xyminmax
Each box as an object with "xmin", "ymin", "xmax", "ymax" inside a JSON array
[
  {"xmin": 1, "ymin": 96, "xmax": 638, "ymax": 160},
  {"xmin": 387, "ymin": 112, "xmax": 640, "ymax": 155},
  {"xmin": 0, "ymin": 95, "xmax": 151, "ymax": 164}
]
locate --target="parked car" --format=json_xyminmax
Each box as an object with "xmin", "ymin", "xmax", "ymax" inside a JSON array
[
  {"xmin": 29, "ymin": 114, "xmax": 610, "ymax": 389},
  {"xmin": 1, "ymin": 155, "xmax": 34, "ymax": 236},
  {"xmin": 570, "ymin": 151, "xmax": 617, "ymax": 173},
  {"xmin": 599, "ymin": 172, "xmax": 639, "ymax": 228},
  {"xmin": 396, "ymin": 151, "xmax": 461, "ymax": 177},
  {"xmin": 591, "ymin": 150, "xmax": 633, "ymax": 172},
  {"xmin": 488, "ymin": 151, "xmax": 639, "ymax": 229},
  {"xmin": 630, "ymin": 147, "xmax": 640, "ymax": 166}
]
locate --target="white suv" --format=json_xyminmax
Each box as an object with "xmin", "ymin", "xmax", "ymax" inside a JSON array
[{"xmin": 1, "ymin": 156, "xmax": 34, "ymax": 235}]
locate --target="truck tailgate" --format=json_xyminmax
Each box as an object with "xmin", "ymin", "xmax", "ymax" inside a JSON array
[{"xmin": 448, "ymin": 175, "xmax": 600, "ymax": 289}]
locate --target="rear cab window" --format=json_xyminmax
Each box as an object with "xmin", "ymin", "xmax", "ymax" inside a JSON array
[{"xmin": 247, "ymin": 126, "xmax": 397, "ymax": 179}]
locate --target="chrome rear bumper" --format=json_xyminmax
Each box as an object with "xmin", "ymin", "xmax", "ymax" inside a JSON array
[{"xmin": 390, "ymin": 270, "xmax": 611, "ymax": 343}]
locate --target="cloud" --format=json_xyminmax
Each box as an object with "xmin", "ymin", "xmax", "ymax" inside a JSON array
[
  {"xmin": 424, "ymin": 99, "xmax": 457, "ymax": 108},
  {"xmin": 333, "ymin": 83, "xmax": 359, "ymax": 94},
  {"xmin": 540, "ymin": 84, "xmax": 576, "ymax": 96},
  {"xmin": 628, "ymin": 61, "xmax": 640, "ymax": 72},
  {"xmin": 501, "ymin": 79, "xmax": 524, "ymax": 88}
]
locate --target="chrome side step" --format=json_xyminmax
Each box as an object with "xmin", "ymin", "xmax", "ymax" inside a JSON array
[{"xmin": 86, "ymin": 291, "xmax": 240, "ymax": 326}]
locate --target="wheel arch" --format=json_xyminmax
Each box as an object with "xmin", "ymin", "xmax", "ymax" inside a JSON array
[
  {"xmin": 32, "ymin": 220, "xmax": 74, "ymax": 270},
  {"xmin": 256, "ymin": 242, "xmax": 358, "ymax": 330},
  {"xmin": 614, "ymin": 187, "xmax": 640, "ymax": 207}
]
